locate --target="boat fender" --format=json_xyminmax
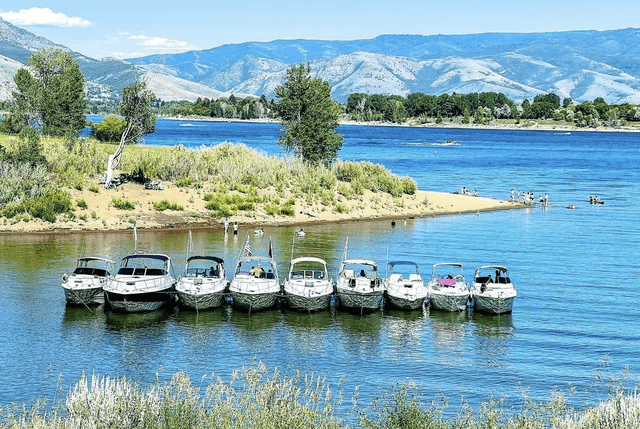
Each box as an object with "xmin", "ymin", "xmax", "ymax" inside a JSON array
[{"xmin": 62, "ymin": 273, "xmax": 69, "ymax": 282}]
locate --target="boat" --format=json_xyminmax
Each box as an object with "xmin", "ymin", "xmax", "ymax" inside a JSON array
[
  {"xmin": 283, "ymin": 257, "xmax": 333, "ymax": 312},
  {"xmin": 103, "ymin": 254, "xmax": 177, "ymax": 312},
  {"xmin": 427, "ymin": 263, "xmax": 470, "ymax": 312},
  {"xmin": 336, "ymin": 259, "xmax": 384, "ymax": 313},
  {"xmin": 384, "ymin": 261, "xmax": 428, "ymax": 310},
  {"xmin": 229, "ymin": 236, "xmax": 280, "ymax": 312},
  {"xmin": 470, "ymin": 266, "xmax": 517, "ymax": 314},
  {"xmin": 335, "ymin": 238, "xmax": 384, "ymax": 313},
  {"xmin": 61, "ymin": 257, "xmax": 116, "ymax": 306},
  {"xmin": 176, "ymin": 256, "xmax": 228, "ymax": 310}
]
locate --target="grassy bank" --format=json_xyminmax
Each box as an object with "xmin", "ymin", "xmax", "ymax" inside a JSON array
[
  {"xmin": 1, "ymin": 364, "xmax": 638, "ymax": 428},
  {"xmin": 0, "ymin": 134, "xmax": 418, "ymax": 228}
]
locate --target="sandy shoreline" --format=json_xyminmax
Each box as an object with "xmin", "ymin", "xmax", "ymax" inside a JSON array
[
  {"xmin": 164, "ymin": 115, "xmax": 640, "ymax": 133},
  {"xmin": 0, "ymin": 178, "xmax": 525, "ymax": 235}
]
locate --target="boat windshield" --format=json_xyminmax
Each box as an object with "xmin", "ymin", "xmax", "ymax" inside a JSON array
[
  {"xmin": 186, "ymin": 261, "xmax": 222, "ymax": 278},
  {"xmin": 341, "ymin": 263, "xmax": 379, "ymax": 279},
  {"xmin": 72, "ymin": 267, "xmax": 109, "ymax": 276},
  {"xmin": 235, "ymin": 260, "xmax": 276, "ymax": 279}
]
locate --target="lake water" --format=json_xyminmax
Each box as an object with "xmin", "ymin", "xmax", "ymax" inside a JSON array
[{"xmin": 2, "ymin": 120, "xmax": 640, "ymax": 418}]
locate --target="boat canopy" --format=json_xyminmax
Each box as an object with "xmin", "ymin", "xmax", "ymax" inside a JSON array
[
  {"xmin": 122, "ymin": 254, "xmax": 170, "ymax": 263},
  {"xmin": 187, "ymin": 255, "xmax": 224, "ymax": 265},
  {"xmin": 341, "ymin": 259, "xmax": 377, "ymax": 267},
  {"xmin": 290, "ymin": 257, "xmax": 328, "ymax": 267},
  {"xmin": 76, "ymin": 256, "xmax": 116, "ymax": 267},
  {"xmin": 475, "ymin": 265, "xmax": 509, "ymax": 275},
  {"xmin": 387, "ymin": 261, "xmax": 419, "ymax": 270}
]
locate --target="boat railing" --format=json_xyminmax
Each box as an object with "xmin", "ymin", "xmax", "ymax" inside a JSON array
[{"xmin": 109, "ymin": 275, "xmax": 173, "ymax": 291}]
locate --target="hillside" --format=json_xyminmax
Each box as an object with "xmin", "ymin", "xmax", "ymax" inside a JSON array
[{"xmin": 3, "ymin": 16, "xmax": 640, "ymax": 104}]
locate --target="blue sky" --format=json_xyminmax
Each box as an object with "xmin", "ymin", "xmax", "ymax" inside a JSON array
[{"xmin": 2, "ymin": 1, "xmax": 640, "ymax": 59}]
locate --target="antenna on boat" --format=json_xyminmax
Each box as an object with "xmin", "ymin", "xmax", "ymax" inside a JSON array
[
  {"xmin": 187, "ymin": 230, "xmax": 193, "ymax": 259},
  {"xmin": 386, "ymin": 244, "xmax": 389, "ymax": 279},
  {"xmin": 133, "ymin": 219, "xmax": 138, "ymax": 253},
  {"xmin": 342, "ymin": 237, "xmax": 349, "ymax": 262},
  {"xmin": 291, "ymin": 230, "xmax": 296, "ymax": 262}
]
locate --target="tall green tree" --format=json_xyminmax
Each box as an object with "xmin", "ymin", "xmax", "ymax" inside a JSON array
[
  {"xmin": 275, "ymin": 63, "xmax": 343, "ymax": 164},
  {"xmin": 7, "ymin": 48, "xmax": 86, "ymax": 136}
]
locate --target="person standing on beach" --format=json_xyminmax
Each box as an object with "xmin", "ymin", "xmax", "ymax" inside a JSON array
[
  {"xmin": 510, "ymin": 189, "xmax": 514, "ymax": 202},
  {"xmin": 233, "ymin": 222, "xmax": 238, "ymax": 235},
  {"xmin": 544, "ymin": 193, "xmax": 548, "ymax": 206},
  {"xmin": 224, "ymin": 218, "xmax": 230, "ymax": 233}
]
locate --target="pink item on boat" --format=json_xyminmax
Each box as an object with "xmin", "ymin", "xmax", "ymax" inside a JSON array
[{"xmin": 436, "ymin": 278, "xmax": 456, "ymax": 286}]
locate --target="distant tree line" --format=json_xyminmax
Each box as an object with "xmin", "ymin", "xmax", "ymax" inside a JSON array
[
  {"xmin": 155, "ymin": 95, "xmax": 276, "ymax": 120},
  {"xmin": 345, "ymin": 91, "xmax": 640, "ymax": 127}
]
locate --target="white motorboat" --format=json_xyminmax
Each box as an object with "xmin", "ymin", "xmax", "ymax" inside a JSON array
[
  {"xmin": 283, "ymin": 257, "xmax": 333, "ymax": 312},
  {"xmin": 384, "ymin": 261, "xmax": 428, "ymax": 310},
  {"xmin": 427, "ymin": 263, "xmax": 470, "ymax": 312},
  {"xmin": 176, "ymin": 256, "xmax": 228, "ymax": 310},
  {"xmin": 229, "ymin": 236, "xmax": 280, "ymax": 312},
  {"xmin": 61, "ymin": 257, "xmax": 116, "ymax": 306},
  {"xmin": 336, "ymin": 259, "xmax": 384, "ymax": 313},
  {"xmin": 470, "ymin": 265, "xmax": 517, "ymax": 314},
  {"xmin": 103, "ymin": 254, "xmax": 177, "ymax": 312}
]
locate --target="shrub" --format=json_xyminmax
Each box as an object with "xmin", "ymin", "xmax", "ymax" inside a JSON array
[
  {"xmin": 334, "ymin": 203, "xmax": 349, "ymax": 214},
  {"xmin": 25, "ymin": 189, "xmax": 73, "ymax": 222},
  {"xmin": 91, "ymin": 211, "xmax": 97, "ymax": 219},
  {"xmin": 402, "ymin": 176, "xmax": 417, "ymax": 195},
  {"xmin": 76, "ymin": 199, "xmax": 88, "ymax": 209},
  {"xmin": 153, "ymin": 200, "xmax": 184, "ymax": 211},
  {"xmin": 88, "ymin": 183, "xmax": 100, "ymax": 193},
  {"xmin": 175, "ymin": 177, "xmax": 194, "ymax": 188},
  {"xmin": 88, "ymin": 115, "xmax": 126, "ymax": 142},
  {"xmin": 111, "ymin": 197, "xmax": 135, "ymax": 210}
]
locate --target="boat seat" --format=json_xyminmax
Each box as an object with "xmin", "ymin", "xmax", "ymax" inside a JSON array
[
  {"xmin": 476, "ymin": 276, "xmax": 492, "ymax": 284},
  {"xmin": 343, "ymin": 269, "xmax": 355, "ymax": 278},
  {"xmin": 266, "ymin": 272, "xmax": 275, "ymax": 279}
]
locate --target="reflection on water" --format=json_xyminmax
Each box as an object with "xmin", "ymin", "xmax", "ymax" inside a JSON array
[
  {"xmin": 229, "ymin": 307, "xmax": 282, "ymax": 332},
  {"xmin": 105, "ymin": 307, "xmax": 174, "ymax": 329},
  {"xmin": 281, "ymin": 308, "xmax": 334, "ymax": 331},
  {"xmin": 63, "ymin": 305, "xmax": 105, "ymax": 324},
  {"xmin": 470, "ymin": 313, "xmax": 515, "ymax": 368},
  {"xmin": 336, "ymin": 310, "xmax": 383, "ymax": 335},
  {"xmin": 176, "ymin": 306, "xmax": 229, "ymax": 326},
  {"xmin": 428, "ymin": 309, "xmax": 469, "ymax": 351}
]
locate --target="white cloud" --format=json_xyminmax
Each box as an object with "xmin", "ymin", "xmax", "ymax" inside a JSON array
[
  {"xmin": 128, "ymin": 34, "xmax": 194, "ymax": 50},
  {"xmin": 0, "ymin": 7, "xmax": 91, "ymax": 27}
]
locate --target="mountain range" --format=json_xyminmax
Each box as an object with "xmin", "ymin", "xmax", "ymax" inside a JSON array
[{"xmin": 3, "ymin": 16, "xmax": 640, "ymax": 105}]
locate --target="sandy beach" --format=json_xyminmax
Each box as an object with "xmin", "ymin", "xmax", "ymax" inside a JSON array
[{"xmin": 0, "ymin": 178, "xmax": 524, "ymax": 234}]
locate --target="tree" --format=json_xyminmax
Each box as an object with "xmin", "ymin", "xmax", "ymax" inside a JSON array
[
  {"xmin": 105, "ymin": 81, "xmax": 156, "ymax": 187},
  {"xmin": 275, "ymin": 63, "xmax": 343, "ymax": 164},
  {"xmin": 6, "ymin": 49, "xmax": 86, "ymax": 136},
  {"xmin": 89, "ymin": 115, "xmax": 126, "ymax": 142}
]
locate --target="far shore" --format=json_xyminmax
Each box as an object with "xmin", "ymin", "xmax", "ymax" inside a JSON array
[
  {"xmin": 0, "ymin": 178, "xmax": 526, "ymax": 235},
  {"xmin": 162, "ymin": 114, "xmax": 640, "ymax": 133}
]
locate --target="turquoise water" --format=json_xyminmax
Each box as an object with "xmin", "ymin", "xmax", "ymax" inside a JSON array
[{"xmin": 2, "ymin": 121, "xmax": 639, "ymax": 416}]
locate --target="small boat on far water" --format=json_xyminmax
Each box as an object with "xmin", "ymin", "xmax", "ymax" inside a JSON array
[
  {"xmin": 427, "ymin": 263, "xmax": 470, "ymax": 312},
  {"xmin": 384, "ymin": 261, "xmax": 428, "ymax": 310},
  {"xmin": 61, "ymin": 257, "xmax": 116, "ymax": 306},
  {"xmin": 103, "ymin": 254, "xmax": 177, "ymax": 312},
  {"xmin": 470, "ymin": 266, "xmax": 517, "ymax": 315}
]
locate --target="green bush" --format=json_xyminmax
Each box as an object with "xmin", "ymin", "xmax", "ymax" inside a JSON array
[
  {"xmin": 111, "ymin": 197, "xmax": 135, "ymax": 210},
  {"xmin": 88, "ymin": 183, "xmax": 100, "ymax": 193},
  {"xmin": 334, "ymin": 203, "xmax": 349, "ymax": 214},
  {"xmin": 402, "ymin": 176, "xmax": 417, "ymax": 195},
  {"xmin": 24, "ymin": 189, "xmax": 73, "ymax": 222},
  {"xmin": 76, "ymin": 199, "xmax": 88, "ymax": 209},
  {"xmin": 88, "ymin": 115, "xmax": 126, "ymax": 142},
  {"xmin": 153, "ymin": 200, "xmax": 184, "ymax": 211}
]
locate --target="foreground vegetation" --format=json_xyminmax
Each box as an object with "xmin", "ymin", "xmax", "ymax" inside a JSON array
[
  {"xmin": 1, "ymin": 363, "xmax": 638, "ymax": 428},
  {"xmin": 0, "ymin": 133, "xmax": 417, "ymax": 224}
]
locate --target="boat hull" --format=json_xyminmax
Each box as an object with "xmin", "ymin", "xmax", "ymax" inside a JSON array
[
  {"xmin": 336, "ymin": 289, "xmax": 383, "ymax": 312},
  {"xmin": 473, "ymin": 294, "xmax": 515, "ymax": 315},
  {"xmin": 286, "ymin": 293, "xmax": 332, "ymax": 312},
  {"xmin": 385, "ymin": 293, "xmax": 426, "ymax": 311},
  {"xmin": 429, "ymin": 292, "xmax": 469, "ymax": 312},
  {"xmin": 104, "ymin": 289, "xmax": 174, "ymax": 313},
  {"xmin": 63, "ymin": 286, "xmax": 104, "ymax": 306},
  {"xmin": 177, "ymin": 291, "xmax": 225, "ymax": 310},
  {"xmin": 231, "ymin": 291, "xmax": 278, "ymax": 311}
]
